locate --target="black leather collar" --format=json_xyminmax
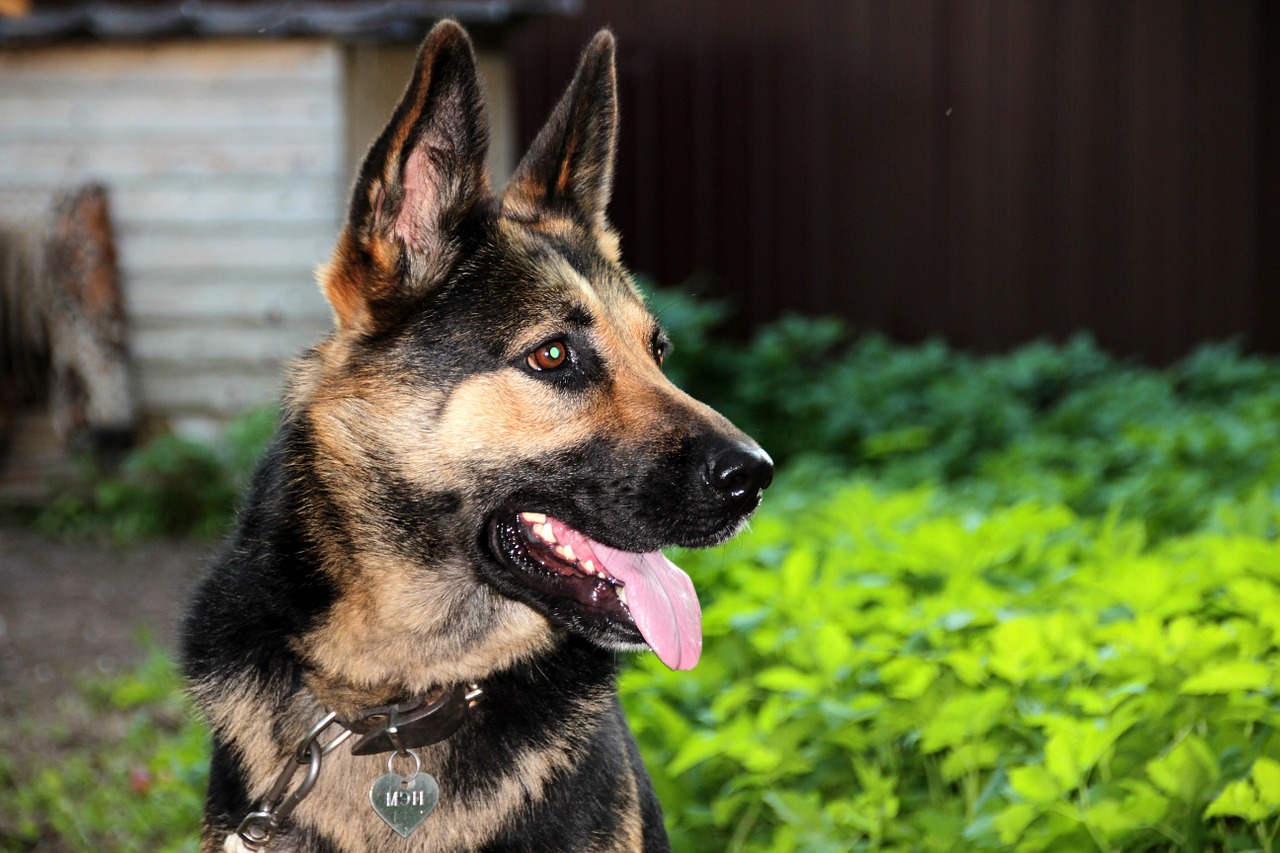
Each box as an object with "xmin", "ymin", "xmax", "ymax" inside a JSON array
[{"xmin": 342, "ymin": 682, "xmax": 483, "ymax": 756}]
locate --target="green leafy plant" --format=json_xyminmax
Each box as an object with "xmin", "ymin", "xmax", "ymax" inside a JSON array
[
  {"xmin": 620, "ymin": 477, "xmax": 1280, "ymax": 852},
  {"xmin": 0, "ymin": 644, "xmax": 208, "ymax": 852},
  {"xmin": 29, "ymin": 406, "xmax": 276, "ymax": 540},
  {"xmin": 648, "ymin": 286, "xmax": 1280, "ymax": 539}
]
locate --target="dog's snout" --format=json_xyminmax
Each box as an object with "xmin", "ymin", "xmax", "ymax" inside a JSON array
[{"xmin": 707, "ymin": 445, "xmax": 774, "ymax": 504}]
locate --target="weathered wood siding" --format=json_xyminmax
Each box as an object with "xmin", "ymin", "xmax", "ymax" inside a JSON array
[{"xmin": 0, "ymin": 40, "xmax": 344, "ymax": 437}]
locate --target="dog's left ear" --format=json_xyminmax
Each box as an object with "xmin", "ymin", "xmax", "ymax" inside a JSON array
[
  {"xmin": 323, "ymin": 20, "xmax": 489, "ymax": 333},
  {"xmin": 503, "ymin": 30, "xmax": 618, "ymax": 231}
]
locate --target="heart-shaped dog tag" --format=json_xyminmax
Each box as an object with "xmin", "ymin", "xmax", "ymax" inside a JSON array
[{"xmin": 369, "ymin": 772, "xmax": 439, "ymax": 837}]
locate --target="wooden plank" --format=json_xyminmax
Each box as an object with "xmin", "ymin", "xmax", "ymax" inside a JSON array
[
  {"xmin": 764, "ymin": 6, "xmax": 810, "ymax": 318},
  {"xmin": 110, "ymin": 189, "xmax": 339, "ymax": 228},
  {"xmin": 133, "ymin": 323, "xmax": 323, "ymax": 369},
  {"xmin": 1049, "ymin": 1, "xmax": 1090, "ymax": 338},
  {"xmin": 943, "ymin": 0, "xmax": 992, "ymax": 350},
  {"xmin": 689, "ymin": 0, "xmax": 719, "ymax": 277},
  {"xmin": 126, "ymin": 278, "xmax": 332, "ymax": 327},
  {"xmin": 984, "ymin": 0, "xmax": 1015, "ymax": 349},
  {"xmin": 868, "ymin": 0, "xmax": 940, "ymax": 342},
  {"xmin": 802, "ymin": 0, "xmax": 837, "ymax": 315},
  {"xmin": 0, "ymin": 93, "xmax": 338, "ymax": 133},
  {"xmin": 1060, "ymin": 0, "xmax": 1132, "ymax": 356},
  {"xmin": 138, "ymin": 368, "xmax": 284, "ymax": 416},
  {"xmin": 117, "ymin": 232, "xmax": 333, "ymax": 273},
  {"xmin": 2, "ymin": 126, "xmax": 335, "ymax": 147},
  {"xmin": 5, "ymin": 76, "xmax": 343, "ymax": 100},
  {"xmin": 508, "ymin": 0, "xmax": 1268, "ymax": 361},
  {"xmin": 0, "ymin": 40, "xmax": 339, "ymax": 82},
  {"xmin": 649, "ymin": 10, "xmax": 696, "ymax": 300},
  {"xmin": 0, "ymin": 186, "xmax": 337, "ymax": 224},
  {"xmin": 0, "ymin": 140, "xmax": 338, "ymax": 181},
  {"xmin": 829, "ymin": 0, "xmax": 873, "ymax": 328},
  {"xmin": 114, "ymin": 219, "xmax": 333, "ymax": 243},
  {"xmin": 1086, "ymin": 1, "xmax": 1137, "ymax": 356},
  {"xmin": 342, "ymin": 43, "xmax": 418, "ymax": 191},
  {"xmin": 477, "ymin": 51, "xmax": 517, "ymax": 187}
]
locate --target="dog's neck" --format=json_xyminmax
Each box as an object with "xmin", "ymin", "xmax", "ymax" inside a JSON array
[
  {"xmin": 304, "ymin": 669, "xmax": 428, "ymax": 720},
  {"xmin": 213, "ymin": 419, "xmax": 623, "ymax": 726}
]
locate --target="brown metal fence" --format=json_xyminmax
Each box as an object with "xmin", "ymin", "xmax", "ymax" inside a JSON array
[{"xmin": 509, "ymin": 0, "xmax": 1277, "ymax": 362}]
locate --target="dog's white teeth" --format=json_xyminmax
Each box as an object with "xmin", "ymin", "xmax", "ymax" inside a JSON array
[
  {"xmin": 520, "ymin": 512, "xmax": 547, "ymax": 525},
  {"xmin": 556, "ymin": 544, "xmax": 576, "ymax": 562},
  {"xmin": 582, "ymin": 559, "xmax": 597, "ymax": 575},
  {"xmin": 616, "ymin": 585, "xmax": 629, "ymax": 606},
  {"xmin": 534, "ymin": 523, "xmax": 556, "ymax": 543}
]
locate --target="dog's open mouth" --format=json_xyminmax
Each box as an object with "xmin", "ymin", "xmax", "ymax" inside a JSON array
[{"xmin": 490, "ymin": 512, "xmax": 702, "ymax": 670}]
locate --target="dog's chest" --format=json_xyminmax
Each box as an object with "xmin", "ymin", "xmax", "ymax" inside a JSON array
[
  {"xmin": 273, "ymin": 746, "xmax": 544, "ymax": 852},
  {"xmin": 240, "ymin": 732, "xmax": 643, "ymax": 853}
]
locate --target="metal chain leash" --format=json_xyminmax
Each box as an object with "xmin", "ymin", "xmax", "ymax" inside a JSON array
[{"xmin": 234, "ymin": 712, "xmax": 354, "ymax": 850}]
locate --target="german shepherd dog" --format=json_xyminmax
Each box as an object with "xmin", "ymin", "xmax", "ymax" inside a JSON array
[{"xmin": 183, "ymin": 21, "xmax": 772, "ymax": 853}]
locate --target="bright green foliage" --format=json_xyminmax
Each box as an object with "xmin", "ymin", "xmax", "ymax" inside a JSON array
[
  {"xmin": 621, "ymin": 479, "xmax": 1280, "ymax": 852},
  {"xmin": 0, "ymin": 648, "xmax": 208, "ymax": 852}
]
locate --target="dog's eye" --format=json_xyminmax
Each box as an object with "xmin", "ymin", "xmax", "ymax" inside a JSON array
[
  {"xmin": 528, "ymin": 341, "xmax": 569, "ymax": 371},
  {"xmin": 654, "ymin": 343, "xmax": 668, "ymax": 368}
]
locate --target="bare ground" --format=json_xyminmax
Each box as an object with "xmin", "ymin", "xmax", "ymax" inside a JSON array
[
  {"xmin": 0, "ymin": 527, "xmax": 216, "ymax": 717},
  {"xmin": 0, "ymin": 529, "xmax": 218, "ymax": 850}
]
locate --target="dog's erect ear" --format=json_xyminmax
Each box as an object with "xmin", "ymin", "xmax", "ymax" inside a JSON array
[
  {"xmin": 503, "ymin": 30, "xmax": 618, "ymax": 230},
  {"xmin": 322, "ymin": 20, "xmax": 489, "ymax": 333}
]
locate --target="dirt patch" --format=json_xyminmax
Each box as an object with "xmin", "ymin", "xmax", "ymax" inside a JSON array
[
  {"xmin": 0, "ymin": 527, "xmax": 217, "ymax": 714},
  {"xmin": 0, "ymin": 528, "xmax": 219, "ymax": 850}
]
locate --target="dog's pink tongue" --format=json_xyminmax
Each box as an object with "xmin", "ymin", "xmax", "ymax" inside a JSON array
[{"xmin": 587, "ymin": 541, "xmax": 702, "ymax": 671}]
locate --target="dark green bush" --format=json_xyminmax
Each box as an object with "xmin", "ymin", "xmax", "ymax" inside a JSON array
[
  {"xmin": 648, "ymin": 287, "xmax": 1280, "ymax": 538},
  {"xmin": 30, "ymin": 406, "xmax": 276, "ymax": 540}
]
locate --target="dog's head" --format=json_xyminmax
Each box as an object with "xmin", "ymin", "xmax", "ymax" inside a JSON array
[{"xmin": 298, "ymin": 22, "xmax": 770, "ymax": 681}]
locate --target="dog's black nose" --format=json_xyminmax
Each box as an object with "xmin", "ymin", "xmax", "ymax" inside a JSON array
[{"xmin": 708, "ymin": 445, "xmax": 774, "ymax": 504}]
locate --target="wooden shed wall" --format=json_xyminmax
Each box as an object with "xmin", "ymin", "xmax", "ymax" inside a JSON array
[
  {"xmin": 0, "ymin": 40, "xmax": 344, "ymax": 437},
  {"xmin": 510, "ymin": 1, "xmax": 1275, "ymax": 364}
]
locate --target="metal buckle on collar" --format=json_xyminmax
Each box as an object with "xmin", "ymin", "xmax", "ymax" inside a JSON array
[{"xmin": 345, "ymin": 683, "xmax": 481, "ymax": 756}]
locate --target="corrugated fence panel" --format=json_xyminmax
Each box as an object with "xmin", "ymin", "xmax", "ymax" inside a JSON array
[
  {"xmin": 509, "ymin": 0, "xmax": 1272, "ymax": 362},
  {"xmin": 0, "ymin": 40, "xmax": 343, "ymax": 434}
]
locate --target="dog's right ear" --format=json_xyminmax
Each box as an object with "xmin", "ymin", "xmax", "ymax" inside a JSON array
[{"xmin": 321, "ymin": 20, "xmax": 489, "ymax": 334}]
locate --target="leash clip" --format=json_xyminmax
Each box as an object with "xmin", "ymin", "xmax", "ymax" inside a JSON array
[{"xmin": 233, "ymin": 712, "xmax": 352, "ymax": 850}]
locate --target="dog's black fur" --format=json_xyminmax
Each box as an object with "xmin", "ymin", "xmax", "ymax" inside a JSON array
[{"xmin": 183, "ymin": 21, "xmax": 771, "ymax": 852}]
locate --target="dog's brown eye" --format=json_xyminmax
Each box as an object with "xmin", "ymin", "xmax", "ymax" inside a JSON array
[
  {"xmin": 528, "ymin": 341, "xmax": 568, "ymax": 371},
  {"xmin": 655, "ymin": 344, "xmax": 667, "ymax": 368}
]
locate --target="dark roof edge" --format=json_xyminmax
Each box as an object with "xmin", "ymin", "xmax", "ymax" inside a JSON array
[{"xmin": 0, "ymin": 0, "xmax": 580, "ymax": 43}]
